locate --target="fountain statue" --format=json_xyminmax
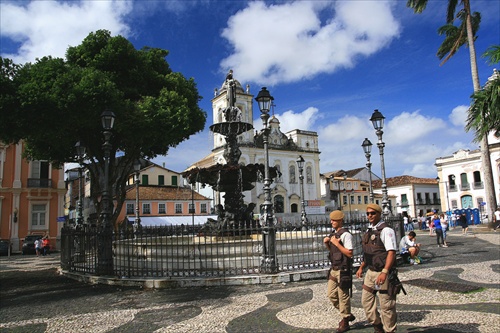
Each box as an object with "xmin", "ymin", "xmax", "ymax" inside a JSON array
[{"xmin": 182, "ymin": 71, "xmax": 279, "ymax": 234}]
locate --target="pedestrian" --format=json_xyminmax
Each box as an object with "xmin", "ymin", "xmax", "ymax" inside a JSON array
[
  {"xmin": 356, "ymin": 203, "xmax": 398, "ymax": 333},
  {"xmin": 42, "ymin": 236, "xmax": 50, "ymax": 256},
  {"xmin": 34, "ymin": 238, "xmax": 42, "ymax": 257},
  {"xmin": 429, "ymin": 216, "xmax": 435, "ymax": 236},
  {"xmin": 399, "ymin": 231, "xmax": 421, "ymax": 264},
  {"xmin": 324, "ymin": 210, "xmax": 356, "ymax": 333},
  {"xmin": 494, "ymin": 207, "xmax": 500, "ymax": 231},
  {"xmin": 403, "ymin": 214, "xmax": 409, "ymax": 232},
  {"xmin": 440, "ymin": 213, "xmax": 449, "ymax": 247},
  {"xmin": 419, "ymin": 215, "xmax": 426, "ymax": 230},
  {"xmin": 433, "ymin": 214, "xmax": 446, "ymax": 247},
  {"xmin": 459, "ymin": 213, "xmax": 469, "ymax": 235},
  {"xmin": 451, "ymin": 213, "xmax": 457, "ymax": 228}
]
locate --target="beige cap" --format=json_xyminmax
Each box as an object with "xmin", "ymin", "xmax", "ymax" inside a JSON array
[
  {"xmin": 366, "ymin": 203, "xmax": 382, "ymax": 213},
  {"xmin": 329, "ymin": 210, "xmax": 345, "ymax": 220}
]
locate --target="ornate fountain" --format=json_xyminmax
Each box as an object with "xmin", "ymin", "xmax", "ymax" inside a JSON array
[{"xmin": 182, "ymin": 71, "xmax": 278, "ymax": 234}]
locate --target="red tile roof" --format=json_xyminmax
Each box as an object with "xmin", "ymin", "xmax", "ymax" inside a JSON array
[{"xmin": 372, "ymin": 175, "xmax": 438, "ymax": 188}]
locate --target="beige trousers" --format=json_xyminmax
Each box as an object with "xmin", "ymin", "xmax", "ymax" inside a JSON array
[
  {"xmin": 361, "ymin": 269, "xmax": 397, "ymax": 332},
  {"xmin": 327, "ymin": 269, "xmax": 352, "ymax": 318}
]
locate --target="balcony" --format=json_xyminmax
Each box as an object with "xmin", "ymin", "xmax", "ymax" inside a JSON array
[
  {"xmin": 472, "ymin": 181, "xmax": 484, "ymax": 190},
  {"xmin": 432, "ymin": 199, "xmax": 441, "ymax": 205},
  {"xmin": 416, "ymin": 199, "xmax": 425, "ymax": 205},
  {"xmin": 448, "ymin": 184, "xmax": 458, "ymax": 192},
  {"xmin": 460, "ymin": 183, "xmax": 470, "ymax": 191},
  {"xmin": 400, "ymin": 200, "xmax": 409, "ymax": 207},
  {"xmin": 27, "ymin": 178, "xmax": 52, "ymax": 188}
]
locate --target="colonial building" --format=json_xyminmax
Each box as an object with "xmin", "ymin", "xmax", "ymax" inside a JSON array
[
  {"xmin": 373, "ymin": 176, "xmax": 440, "ymax": 218},
  {"xmin": 0, "ymin": 141, "xmax": 66, "ymax": 251},
  {"xmin": 117, "ymin": 161, "xmax": 212, "ymax": 226},
  {"xmin": 435, "ymin": 131, "xmax": 500, "ymax": 218},
  {"xmin": 188, "ymin": 73, "xmax": 321, "ymax": 215},
  {"xmin": 321, "ymin": 168, "xmax": 384, "ymax": 218}
]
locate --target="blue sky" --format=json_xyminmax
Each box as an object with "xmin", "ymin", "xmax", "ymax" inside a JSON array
[{"xmin": 1, "ymin": 0, "xmax": 499, "ymax": 179}]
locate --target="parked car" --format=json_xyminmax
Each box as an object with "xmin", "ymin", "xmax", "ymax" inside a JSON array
[
  {"xmin": 22, "ymin": 235, "xmax": 42, "ymax": 255},
  {"xmin": 0, "ymin": 239, "xmax": 13, "ymax": 256}
]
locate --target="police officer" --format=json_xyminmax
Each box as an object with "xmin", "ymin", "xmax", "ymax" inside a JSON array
[
  {"xmin": 324, "ymin": 210, "xmax": 355, "ymax": 333},
  {"xmin": 355, "ymin": 204, "xmax": 397, "ymax": 333}
]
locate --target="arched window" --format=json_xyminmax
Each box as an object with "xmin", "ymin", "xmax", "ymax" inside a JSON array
[
  {"xmin": 289, "ymin": 165, "xmax": 296, "ymax": 183},
  {"xmin": 306, "ymin": 165, "xmax": 312, "ymax": 184},
  {"xmin": 274, "ymin": 195, "xmax": 284, "ymax": 213},
  {"xmin": 275, "ymin": 165, "xmax": 282, "ymax": 182},
  {"xmin": 291, "ymin": 203, "xmax": 298, "ymax": 213}
]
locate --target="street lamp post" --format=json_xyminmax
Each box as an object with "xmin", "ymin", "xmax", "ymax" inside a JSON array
[
  {"xmin": 362, "ymin": 138, "xmax": 374, "ymax": 203},
  {"xmin": 98, "ymin": 109, "xmax": 115, "ymax": 276},
  {"xmin": 75, "ymin": 141, "xmax": 86, "ymax": 225},
  {"xmin": 296, "ymin": 155, "xmax": 308, "ymax": 229},
  {"xmin": 256, "ymin": 87, "xmax": 278, "ymax": 274},
  {"xmin": 370, "ymin": 110, "xmax": 390, "ymax": 216},
  {"xmin": 133, "ymin": 160, "xmax": 141, "ymax": 235}
]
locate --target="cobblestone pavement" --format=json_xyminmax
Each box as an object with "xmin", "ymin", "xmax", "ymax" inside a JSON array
[{"xmin": 1, "ymin": 226, "xmax": 499, "ymax": 333}]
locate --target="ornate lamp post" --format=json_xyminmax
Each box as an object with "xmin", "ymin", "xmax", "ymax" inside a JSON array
[
  {"xmin": 370, "ymin": 109, "xmax": 390, "ymax": 216},
  {"xmin": 75, "ymin": 141, "xmax": 86, "ymax": 225},
  {"xmin": 98, "ymin": 109, "xmax": 115, "ymax": 275},
  {"xmin": 362, "ymin": 138, "xmax": 374, "ymax": 203},
  {"xmin": 256, "ymin": 87, "xmax": 278, "ymax": 274},
  {"xmin": 133, "ymin": 160, "xmax": 141, "ymax": 234},
  {"xmin": 296, "ymin": 155, "xmax": 308, "ymax": 228}
]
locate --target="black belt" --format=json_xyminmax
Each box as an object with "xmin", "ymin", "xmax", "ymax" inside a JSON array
[{"xmin": 331, "ymin": 265, "xmax": 347, "ymax": 271}]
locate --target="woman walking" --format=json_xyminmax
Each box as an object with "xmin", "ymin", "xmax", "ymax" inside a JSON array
[{"xmin": 433, "ymin": 215, "xmax": 445, "ymax": 247}]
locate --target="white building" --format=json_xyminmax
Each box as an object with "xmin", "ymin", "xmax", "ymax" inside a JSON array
[
  {"xmin": 372, "ymin": 176, "xmax": 440, "ymax": 218},
  {"xmin": 188, "ymin": 73, "xmax": 321, "ymax": 215},
  {"xmin": 435, "ymin": 132, "xmax": 500, "ymax": 218}
]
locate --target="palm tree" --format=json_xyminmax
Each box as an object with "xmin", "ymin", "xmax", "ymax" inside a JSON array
[{"xmin": 407, "ymin": 0, "xmax": 497, "ymax": 221}]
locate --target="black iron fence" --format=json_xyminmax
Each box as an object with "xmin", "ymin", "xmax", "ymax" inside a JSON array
[{"xmin": 60, "ymin": 217, "xmax": 403, "ymax": 279}]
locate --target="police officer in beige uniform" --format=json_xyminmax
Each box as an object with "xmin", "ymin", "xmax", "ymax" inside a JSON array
[
  {"xmin": 324, "ymin": 210, "xmax": 355, "ymax": 333},
  {"xmin": 356, "ymin": 204, "xmax": 397, "ymax": 333}
]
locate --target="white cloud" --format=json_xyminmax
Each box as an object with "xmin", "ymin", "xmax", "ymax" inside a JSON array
[
  {"xmin": 220, "ymin": 0, "xmax": 400, "ymax": 85},
  {"xmin": 449, "ymin": 105, "xmax": 469, "ymax": 127},
  {"xmin": 0, "ymin": 0, "xmax": 132, "ymax": 64}
]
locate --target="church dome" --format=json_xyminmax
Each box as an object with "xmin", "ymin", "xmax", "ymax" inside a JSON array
[{"xmin": 220, "ymin": 78, "xmax": 245, "ymax": 94}]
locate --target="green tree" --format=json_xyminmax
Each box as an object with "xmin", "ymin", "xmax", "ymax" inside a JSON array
[
  {"xmin": 0, "ymin": 30, "xmax": 206, "ymax": 227},
  {"xmin": 466, "ymin": 47, "xmax": 500, "ymax": 143},
  {"xmin": 407, "ymin": 0, "xmax": 497, "ymax": 220}
]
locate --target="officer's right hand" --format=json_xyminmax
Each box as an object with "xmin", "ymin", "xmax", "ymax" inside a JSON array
[{"xmin": 356, "ymin": 267, "xmax": 363, "ymax": 278}]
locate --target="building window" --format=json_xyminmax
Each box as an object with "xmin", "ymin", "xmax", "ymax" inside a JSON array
[
  {"xmin": 171, "ymin": 175, "xmax": 178, "ymax": 186},
  {"xmin": 201, "ymin": 203, "xmax": 207, "ymax": 213},
  {"xmin": 306, "ymin": 166, "xmax": 312, "ymax": 184},
  {"xmin": 274, "ymin": 195, "xmax": 284, "ymax": 213},
  {"xmin": 142, "ymin": 203, "xmax": 151, "ymax": 214},
  {"xmin": 189, "ymin": 203, "xmax": 195, "ymax": 214},
  {"xmin": 364, "ymin": 196, "xmax": 369, "ymax": 204},
  {"xmin": 451, "ymin": 199, "xmax": 458, "ymax": 209},
  {"xmin": 158, "ymin": 175, "xmax": 165, "ymax": 186},
  {"xmin": 275, "ymin": 165, "xmax": 282, "ymax": 182},
  {"xmin": 350, "ymin": 195, "xmax": 355, "ymax": 204},
  {"xmin": 126, "ymin": 203, "xmax": 134, "ymax": 214},
  {"xmin": 343, "ymin": 195, "xmax": 347, "ymax": 205},
  {"xmin": 158, "ymin": 203, "xmax": 166, "ymax": 214},
  {"xmin": 142, "ymin": 174, "xmax": 149, "ymax": 185},
  {"xmin": 175, "ymin": 203, "xmax": 182, "ymax": 214},
  {"xmin": 29, "ymin": 161, "xmax": 51, "ymax": 187},
  {"xmin": 357, "ymin": 196, "xmax": 362, "ymax": 204},
  {"xmin": 291, "ymin": 203, "xmax": 298, "ymax": 213},
  {"xmin": 31, "ymin": 204, "xmax": 46, "ymax": 227},
  {"xmin": 289, "ymin": 165, "xmax": 296, "ymax": 183}
]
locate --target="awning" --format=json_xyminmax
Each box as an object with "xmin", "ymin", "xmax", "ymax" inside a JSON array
[{"xmin": 129, "ymin": 215, "xmax": 217, "ymax": 227}]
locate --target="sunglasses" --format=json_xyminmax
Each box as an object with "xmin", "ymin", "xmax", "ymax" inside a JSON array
[{"xmin": 366, "ymin": 211, "xmax": 378, "ymax": 216}]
